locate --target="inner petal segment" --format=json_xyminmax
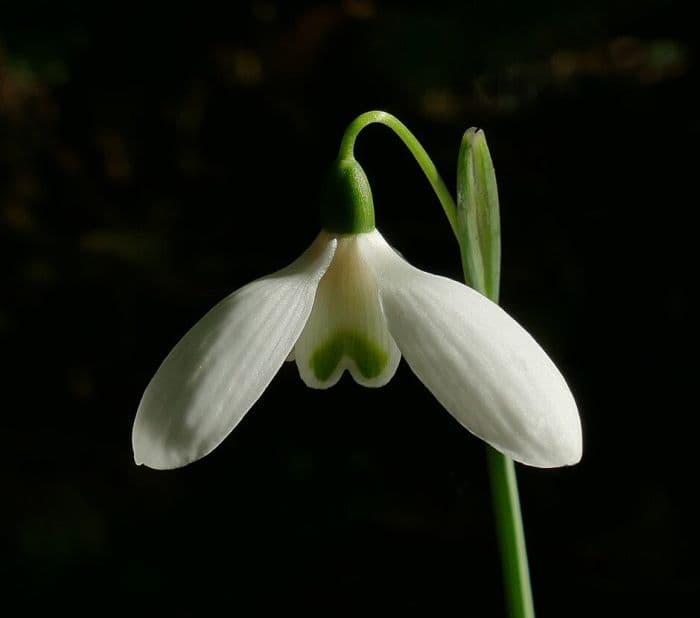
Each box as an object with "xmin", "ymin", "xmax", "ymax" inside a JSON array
[{"xmin": 294, "ymin": 235, "xmax": 401, "ymax": 389}]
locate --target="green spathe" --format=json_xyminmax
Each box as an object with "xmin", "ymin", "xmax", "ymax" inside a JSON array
[
  {"xmin": 456, "ymin": 128, "xmax": 501, "ymax": 302},
  {"xmin": 456, "ymin": 128, "xmax": 532, "ymax": 618},
  {"xmin": 310, "ymin": 329, "xmax": 388, "ymax": 381},
  {"xmin": 320, "ymin": 157, "xmax": 375, "ymax": 234}
]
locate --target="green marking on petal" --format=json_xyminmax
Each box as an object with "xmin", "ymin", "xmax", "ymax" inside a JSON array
[{"xmin": 310, "ymin": 330, "xmax": 388, "ymax": 381}]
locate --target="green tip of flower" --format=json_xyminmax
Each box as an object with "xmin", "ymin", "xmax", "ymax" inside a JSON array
[
  {"xmin": 310, "ymin": 330, "xmax": 388, "ymax": 381},
  {"xmin": 320, "ymin": 157, "xmax": 375, "ymax": 235}
]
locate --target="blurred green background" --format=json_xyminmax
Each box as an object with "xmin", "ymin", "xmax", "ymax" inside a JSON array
[{"xmin": 2, "ymin": 1, "xmax": 696, "ymax": 615}]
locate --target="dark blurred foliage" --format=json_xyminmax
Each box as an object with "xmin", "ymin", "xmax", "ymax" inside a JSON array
[{"xmin": 2, "ymin": 1, "xmax": 697, "ymax": 615}]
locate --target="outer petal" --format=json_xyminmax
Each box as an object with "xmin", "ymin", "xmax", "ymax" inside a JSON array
[
  {"xmin": 359, "ymin": 230, "xmax": 581, "ymax": 468},
  {"xmin": 132, "ymin": 233, "xmax": 337, "ymax": 469},
  {"xmin": 293, "ymin": 235, "xmax": 401, "ymax": 388}
]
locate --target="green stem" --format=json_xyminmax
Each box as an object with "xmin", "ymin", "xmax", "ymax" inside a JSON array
[
  {"xmin": 486, "ymin": 448, "xmax": 535, "ymax": 618},
  {"xmin": 342, "ymin": 111, "xmax": 535, "ymax": 616},
  {"xmin": 338, "ymin": 111, "xmax": 459, "ymax": 238},
  {"xmin": 465, "ymin": 232, "xmax": 535, "ymax": 617}
]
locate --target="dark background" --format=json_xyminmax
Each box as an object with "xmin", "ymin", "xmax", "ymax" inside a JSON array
[{"xmin": 2, "ymin": 1, "xmax": 696, "ymax": 615}]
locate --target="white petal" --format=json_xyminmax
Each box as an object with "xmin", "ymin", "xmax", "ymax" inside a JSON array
[
  {"xmin": 132, "ymin": 233, "xmax": 337, "ymax": 469},
  {"xmin": 360, "ymin": 230, "xmax": 581, "ymax": 468},
  {"xmin": 293, "ymin": 234, "xmax": 401, "ymax": 388}
]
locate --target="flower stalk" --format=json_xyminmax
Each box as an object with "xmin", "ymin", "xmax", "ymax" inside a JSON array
[
  {"xmin": 486, "ymin": 448, "xmax": 535, "ymax": 618},
  {"xmin": 338, "ymin": 111, "xmax": 460, "ymax": 239},
  {"xmin": 341, "ymin": 112, "xmax": 535, "ymax": 617},
  {"xmin": 457, "ymin": 128, "xmax": 535, "ymax": 618}
]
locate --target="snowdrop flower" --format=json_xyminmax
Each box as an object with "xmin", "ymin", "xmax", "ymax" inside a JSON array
[{"xmin": 133, "ymin": 157, "xmax": 581, "ymax": 470}]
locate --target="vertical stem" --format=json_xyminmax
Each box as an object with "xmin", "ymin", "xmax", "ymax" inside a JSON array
[
  {"xmin": 468, "ymin": 219, "xmax": 535, "ymax": 618},
  {"xmin": 486, "ymin": 448, "xmax": 535, "ymax": 618},
  {"xmin": 468, "ymin": 232, "xmax": 535, "ymax": 618},
  {"xmin": 340, "ymin": 110, "xmax": 535, "ymax": 617},
  {"xmin": 457, "ymin": 126, "xmax": 535, "ymax": 618}
]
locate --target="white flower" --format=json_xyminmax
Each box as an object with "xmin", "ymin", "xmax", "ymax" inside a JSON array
[{"xmin": 132, "ymin": 229, "xmax": 581, "ymax": 470}]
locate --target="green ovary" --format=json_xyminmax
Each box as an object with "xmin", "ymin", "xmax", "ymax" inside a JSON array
[{"xmin": 310, "ymin": 330, "xmax": 388, "ymax": 381}]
